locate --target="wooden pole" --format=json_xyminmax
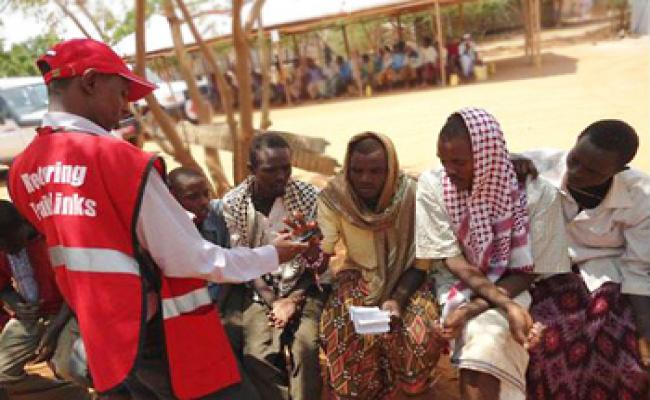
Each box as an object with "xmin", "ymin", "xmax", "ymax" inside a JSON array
[
  {"xmin": 292, "ymin": 34, "xmax": 300, "ymax": 59},
  {"xmin": 531, "ymin": 0, "xmax": 536, "ymax": 63},
  {"xmin": 533, "ymin": 0, "xmax": 542, "ymax": 67},
  {"xmin": 521, "ymin": 0, "xmax": 531, "ymax": 60},
  {"xmin": 258, "ymin": 17, "xmax": 272, "ymax": 130},
  {"xmin": 173, "ymin": 0, "xmax": 237, "ymax": 145},
  {"xmin": 341, "ymin": 25, "xmax": 351, "ymax": 59},
  {"xmin": 164, "ymin": 0, "xmax": 212, "ymax": 124},
  {"xmin": 134, "ymin": 0, "xmax": 207, "ymax": 177},
  {"xmin": 396, "ymin": 15, "xmax": 403, "ymax": 41},
  {"xmin": 174, "ymin": 0, "xmax": 232, "ymax": 194},
  {"xmin": 273, "ymin": 37, "xmax": 292, "ymax": 106},
  {"xmin": 233, "ymin": 0, "xmax": 255, "ymax": 184},
  {"xmin": 434, "ymin": 1, "xmax": 446, "ymax": 86}
]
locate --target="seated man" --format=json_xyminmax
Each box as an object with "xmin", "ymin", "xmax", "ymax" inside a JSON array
[
  {"xmin": 458, "ymin": 33, "xmax": 478, "ymax": 79},
  {"xmin": 335, "ymin": 56, "xmax": 353, "ymax": 95},
  {"xmin": 222, "ymin": 133, "xmax": 327, "ymax": 400},
  {"xmin": 415, "ymin": 108, "xmax": 570, "ymax": 400},
  {"xmin": 0, "ymin": 200, "xmax": 90, "ymax": 400},
  {"xmin": 420, "ymin": 37, "xmax": 439, "ymax": 84},
  {"xmin": 388, "ymin": 42, "xmax": 408, "ymax": 86},
  {"xmin": 318, "ymin": 132, "xmax": 442, "ymax": 399},
  {"xmin": 520, "ymin": 120, "xmax": 649, "ymax": 399}
]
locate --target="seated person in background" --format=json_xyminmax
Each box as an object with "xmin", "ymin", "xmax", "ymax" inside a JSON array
[
  {"xmin": 305, "ymin": 58, "xmax": 326, "ymax": 100},
  {"xmin": 458, "ymin": 33, "xmax": 478, "ymax": 79},
  {"xmin": 335, "ymin": 55, "xmax": 353, "ymax": 96},
  {"xmin": 359, "ymin": 53, "xmax": 374, "ymax": 93},
  {"xmin": 388, "ymin": 41, "xmax": 408, "ymax": 87},
  {"xmin": 445, "ymin": 36, "xmax": 460, "ymax": 76},
  {"xmin": 0, "ymin": 200, "xmax": 90, "ymax": 400},
  {"xmin": 416, "ymin": 108, "xmax": 570, "ymax": 400},
  {"xmin": 419, "ymin": 37, "xmax": 439, "ymax": 84},
  {"xmin": 519, "ymin": 120, "xmax": 649, "ymax": 399},
  {"xmin": 222, "ymin": 133, "xmax": 328, "ymax": 400},
  {"xmin": 318, "ymin": 131, "xmax": 443, "ymax": 399},
  {"xmin": 406, "ymin": 41, "xmax": 423, "ymax": 86},
  {"xmin": 375, "ymin": 46, "xmax": 394, "ymax": 90},
  {"xmin": 321, "ymin": 54, "xmax": 338, "ymax": 99}
]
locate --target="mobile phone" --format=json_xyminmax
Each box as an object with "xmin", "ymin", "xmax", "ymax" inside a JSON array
[{"xmin": 294, "ymin": 227, "xmax": 321, "ymax": 243}]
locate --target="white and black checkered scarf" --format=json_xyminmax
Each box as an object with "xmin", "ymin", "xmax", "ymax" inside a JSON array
[{"xmin": 223, "ymin": 176, "xmax": 319, "ymax": 247}]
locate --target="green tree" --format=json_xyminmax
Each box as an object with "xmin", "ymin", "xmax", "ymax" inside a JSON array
[{"xmin": 0, "ymin": 33, "xmax": 60, "ymax": 77}]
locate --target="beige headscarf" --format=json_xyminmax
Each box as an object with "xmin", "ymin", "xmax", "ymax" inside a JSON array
[{"xmin": 320, "ymin": 132, "xmax": 415, "ymax": 305}]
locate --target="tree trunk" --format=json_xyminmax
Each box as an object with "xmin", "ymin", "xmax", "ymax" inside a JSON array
[
  {"xmin": 163, "ymin": 0, "xmax": 212, "ymax": 125},
  {"xmin": 134, "ymin": 0, "xmax": 207, "ymax": 180},
  {"xmin": 233, "ymin": 0, "xmax": 255, "ymax": 183},
  {"xmin": 54, "ymin": 0, "xmax": 93, "ymax": 39},
  {"xmin": 257, "ymin": 16, "xmax": 272, "ymax": 130}
]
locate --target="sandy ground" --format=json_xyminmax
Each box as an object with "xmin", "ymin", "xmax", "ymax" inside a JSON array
[{"xmin": 253, "ymin": 35, "xmax": 649, "ymax": 178}]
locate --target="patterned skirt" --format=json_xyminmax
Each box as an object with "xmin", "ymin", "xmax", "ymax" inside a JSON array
[
  {"xmin": 527, "ymin": 273, "xmax": 648, "ymax": 399},
  {"xmin": 320, "ymin": 270, "xmax": 443, "ymax": 399}
]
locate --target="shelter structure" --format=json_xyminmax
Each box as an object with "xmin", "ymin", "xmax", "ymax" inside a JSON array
[{"xmin": 115, "ymin": 0, "xmax": 544, "ymax": 78}]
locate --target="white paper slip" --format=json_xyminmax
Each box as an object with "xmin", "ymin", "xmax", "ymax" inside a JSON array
[{"xmin": 349, "ymin": 306, "xmax": 391, "ymax": 335}]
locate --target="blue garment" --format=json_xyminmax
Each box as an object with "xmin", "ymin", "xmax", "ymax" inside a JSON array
[
  {"xmin": 339, "ymin": 62, "xmax": 352, "ymax": 81},
  {"xmin": 391, "ymin": 53, "xmax": 405, "ymax": 71},
  {"xmin": 199, "ymin": 200, "xmax": 230, "ymax": 301},
  {"xmin": 374, "ymin": 55, "xmax": 384, "ymax": 72}
]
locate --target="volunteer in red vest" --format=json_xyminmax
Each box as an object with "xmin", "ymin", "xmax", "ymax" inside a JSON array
[{"xmin": 8, "ymin": 38, "xmax": 309, "ymax": 400}]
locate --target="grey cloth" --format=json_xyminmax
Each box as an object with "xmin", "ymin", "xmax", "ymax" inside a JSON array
[
  {"xmin": 49, "ymin": 318, "xmax": 91, "ymax": 389},
  {"xmin": 7, "ymin": 249, "xmax": 38, "ymax": 304},
  {"xmin": 242, "ymin": 288, "xmax": 326, "ymax": 400},
  {"xmin": 0, "ymin": 316, "xmax": 90, "ymax": 400}
]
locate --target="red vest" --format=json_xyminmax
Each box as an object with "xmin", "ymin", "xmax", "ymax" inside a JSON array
[{"xmin": 9, "ymin": 128, "xmax": 239, "ymax": 398}]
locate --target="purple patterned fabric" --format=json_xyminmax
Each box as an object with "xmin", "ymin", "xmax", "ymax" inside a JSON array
[{"xmin": 527, "ymin": 273, "xmax": 648, "ymax": 399}]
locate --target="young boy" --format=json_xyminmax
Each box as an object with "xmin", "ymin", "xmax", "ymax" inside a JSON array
[{"xmin": 167, "ymin": 168, "xmax": 230, "ymax": 300}]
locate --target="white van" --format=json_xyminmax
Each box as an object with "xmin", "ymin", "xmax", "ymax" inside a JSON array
[{"xmin": 0, "ymin": 77, "xmax": 47, "ymax": 165}]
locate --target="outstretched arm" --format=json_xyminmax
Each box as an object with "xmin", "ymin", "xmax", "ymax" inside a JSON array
[{"xmin": 136, "ymin": 172, "xmax": 306, "ymax": 283}]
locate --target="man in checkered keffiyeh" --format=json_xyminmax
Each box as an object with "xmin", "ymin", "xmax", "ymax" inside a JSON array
[
  {"xmin": 442, "ymin": 107, "xmax": 534, "ymax": 313},
  {"xmin": 221, "ymin": 132, "xmax": 327, "ymax": 400},
  {"xmin": 415, "ymin": 107, "xmax": 571, "ymax": 399}
]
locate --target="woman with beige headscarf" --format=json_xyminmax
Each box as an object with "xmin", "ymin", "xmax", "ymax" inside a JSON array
[{"xmin": 317, "ymin": 132, "xmax": 443, "ymax": 399}]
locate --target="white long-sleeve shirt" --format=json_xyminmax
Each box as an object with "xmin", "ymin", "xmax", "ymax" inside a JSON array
[
  {"xmin": 41, "ymin": 112, "xmax": 280, "ymax": 283},
  {"xmin": 524, "ymin": 149, "xmax": 650, "ymax": 295}
]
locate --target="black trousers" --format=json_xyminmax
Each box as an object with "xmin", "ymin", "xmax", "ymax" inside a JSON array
[{"xmin": 119, "ymin": 314, "xmax": 260, "ymax": 400}]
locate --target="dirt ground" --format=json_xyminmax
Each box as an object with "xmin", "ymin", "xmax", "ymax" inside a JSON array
[{"xmin": 257, "ymin": 35, "xmax": 649, "ymax": 181}]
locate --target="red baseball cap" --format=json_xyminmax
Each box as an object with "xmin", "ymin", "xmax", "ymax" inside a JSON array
[{"xmin": 37, "ymin": 38, "xmax": 157, "ymax": 101}]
